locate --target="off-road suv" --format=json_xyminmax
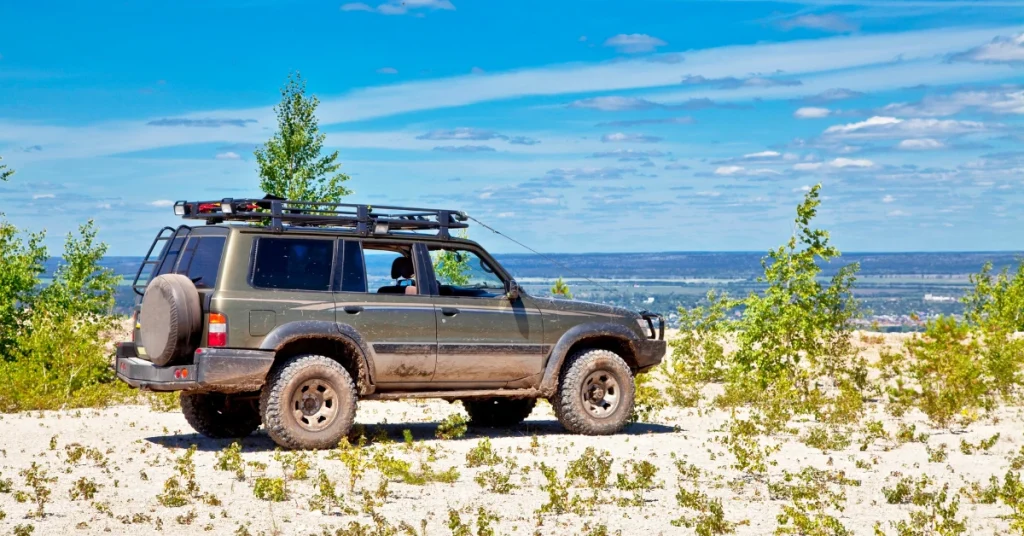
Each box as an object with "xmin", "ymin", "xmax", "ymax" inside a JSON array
[{"xmin": 115, "ymin": 198, "xmax": 665, "ymax": 449}]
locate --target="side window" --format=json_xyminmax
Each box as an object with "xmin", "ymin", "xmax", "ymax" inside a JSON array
[
  {"xmin": 251, "ymin": 238, "xmax": 334, "ymax": 292},
  {"xmin": 429, "ymin": 247, "xmax": 505, "ymax": 298},
  {"xmin": 340, "ymin": 240, "xmax": 367, "ymax": 293},
  {"xmin": 342, "ymin": 242, "xmax": 418, "ymax": 295}
]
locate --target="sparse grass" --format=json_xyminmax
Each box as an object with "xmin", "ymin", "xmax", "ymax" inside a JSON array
[
  {"xmin": 959, "ymin": 433, "xmax": 1000, "ymax": 455},
  {"xmin": 69, "ymin": 477, "xmax": 99, "ymax": 501},
  {"xmin": 215, "ymin": 441, "xmax": 246, "ymax": 480},
  {"xmin": 466, "ymin": 438, "xmax": 502, "ymax": 468},
  {"xmin": 16, "ymin": 462, "xmax": 55, "ymax": 518}
]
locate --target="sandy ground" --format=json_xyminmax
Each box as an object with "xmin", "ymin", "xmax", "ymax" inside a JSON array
[{"xmin": 1, "ymin": 392, "xmax": 1022, "ymax": 536}]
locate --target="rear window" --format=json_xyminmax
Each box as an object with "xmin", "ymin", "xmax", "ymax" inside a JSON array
[
  {"xmin": 176, "ymin": 237, "xmax": 226, "ymax": 289},
  {"xmin": 152, "ymin": 235, "xmax": 226, "ymax": 289},
  {"xmin": 251, "ymin": 238, "xmax": 334, "ymax": 292}
]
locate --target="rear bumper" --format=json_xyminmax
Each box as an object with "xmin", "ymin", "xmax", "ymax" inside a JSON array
[{"xmin": 114, "ymin": 342, "xmax": 275, "ymax": 393}]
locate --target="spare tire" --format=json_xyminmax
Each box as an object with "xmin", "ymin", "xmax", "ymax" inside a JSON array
[{"xmin": 140, "ymin": 273, "xmax": 202, "ymax": 366}]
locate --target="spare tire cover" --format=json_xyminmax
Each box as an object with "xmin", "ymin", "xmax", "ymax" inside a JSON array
[{"xmin": 140, "ymin": 273, "xmax": 202, "ymax": 366}]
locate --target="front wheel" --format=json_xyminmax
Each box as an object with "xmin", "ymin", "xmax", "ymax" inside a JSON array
[
  {"xmin": 462, "ymin": 398, "xmax": 537, "ymax": 428},
  {"xmin": 180, "ymin": 392, "xmax": 261, "ymax": 439},
  {"xmin": 260, "ymin": 355, "xmax": 358, "ymax": 450},
  {"xmin": 552, "ymin": 349, "xmax": 635, "ymax": 435}
]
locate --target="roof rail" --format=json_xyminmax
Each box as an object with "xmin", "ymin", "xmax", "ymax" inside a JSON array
[{"xmin": 172, "ymin": 197, "xmax": 469, "ymax": 238}]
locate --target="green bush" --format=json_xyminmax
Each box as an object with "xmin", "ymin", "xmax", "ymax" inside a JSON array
[{"xmin": 0, "ymin": 218, "xmax": 127, "ymax": 412}]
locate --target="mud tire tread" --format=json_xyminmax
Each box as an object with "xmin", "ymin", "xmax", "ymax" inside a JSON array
[
  {"xmin": 180, "ymin": 392, "xmax": 261, "ymax": 439},
  {"xmin": 552, "ymin": 349, "xmax": 635, "ymax": 435},
  {"xmin": 259, "ymin": 354, "xmax": 357, "ymax": 450}
]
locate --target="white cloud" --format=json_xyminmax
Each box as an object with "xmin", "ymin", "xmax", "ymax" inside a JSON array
[
  {"xmin": 897, "ymin": 138, "xmax": 945, "ymax": 150},
  {"xmin": 713, "ymin": 165, "xmax": 780, "ymax": 176},
  {"xmin": 376, "ymin": 67, "xmax": 399, "ymax": 74},
  {"xmin": 150, "ymin": 199, "xmax": 174, "ymax": 207},
  {"xmin": 2, "ymin": 26, "xmax": 1018, "ymax": 161},
  {"xmin": 879, "ymin": 88, "xmax": 1024, "ymax": 117},
  {"xmin": 794, "ymin": 106, "xmax": 832, "ymax": 119},
  {"xmin": 822, "ymin": 116, "xmax": 990, "ymax": 140},
  {"xmin": 830, "ymin": 157, "xmax": 874, "ymax": 168},
  {"xmin": 215, "ymin": 151, "xmax": 241, "ymax": 160},
  {"xmin": 882, "ymin": 195, "xmax": 894, "ymax": 203},
  {"xmin": 950, "ymin": 32, "xmax": 1024, "ymax": 65},
  {"xmin": 601, "ymin": 132, "xmax": 663, "ymax": 143},
  {"xmin": 32, "ymin": 193, "xmax": 55, "ymax": 199},
  {"xmin": 887, "ymin": 210, "xmax": 910, "ymax": 217},
  {"xmin": 793, "ymin": 162, "xmax": 823, "ymax": 171},
  {"xmin": 341, "ymin": 0, "xmax": 454, "ymax": 16},
  {"xmin": 779, "ymin": 14, "xmax": 858, "ymax": 33},
  {"xmin": 743, "ymin": 150, "xmax": 781, "ymax": 159},
  {"xmin": 714, "ymin": 165, "xmax": 745, "ymax": 176},
  {"xmin": 603, "ymin": 34, "xmax": 667, "ymax": 54},
  {"xmin": 567, "ymin": 96, "xmax": 667, "ymax": 111}
]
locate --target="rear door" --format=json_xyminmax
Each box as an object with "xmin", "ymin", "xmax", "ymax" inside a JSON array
[
  {"xmin": 426, "ymin": 244, "xmax": 544, "ymax": 386},
  {"xmin": 333, "ymin": 240, "xmax": 438, "ymax": 385}
]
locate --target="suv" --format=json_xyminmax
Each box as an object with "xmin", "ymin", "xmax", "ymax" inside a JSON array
[{"xmin": 115, "ymin": 198, "xmax": 665, "ymax": 449}]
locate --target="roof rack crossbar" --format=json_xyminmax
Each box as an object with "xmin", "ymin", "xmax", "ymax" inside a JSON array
[{"xmin": 174, "ymin": 198, "xmax": 469, "ymax": 238}]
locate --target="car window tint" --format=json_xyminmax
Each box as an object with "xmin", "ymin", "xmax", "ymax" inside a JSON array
[
  {"xmin": 153, "ymin": 235, "xmax": 187, "ymax": 278},
  {"xmin": 252, "ymin": 238, "xmax": 334, "ymax": 291},
  {"xmin": 340, "ymin": 240, "xmax": 367, "ymax": 293},
  {"xmin": 182, "ymin": 237, "xmax": 226, "ymax": 289}
]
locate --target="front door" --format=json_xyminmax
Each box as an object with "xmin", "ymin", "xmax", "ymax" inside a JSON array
[
  {"xmin": 333, "ymin": 240, "xmax": 438, "ymax": 385},
  {"xmin": 427, "ymin": 244, "xmax": 544, "ymax": 386}
]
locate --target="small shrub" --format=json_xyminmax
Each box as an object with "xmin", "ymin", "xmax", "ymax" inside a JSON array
[
  {"xmin": 615, "ymin": 460, "xmax": 659, "ymax": 507},
  {"xmin": 882, "ymin": 475, "xmax": 935, "ymax": 505},
  {"xmin": 474, "ymin": 459, "xmax": 518, "ymax": 494},
  {"xmin": 274, "ymin": 449, "xmax": 312, "ymax": 480},
  {"xmin": 69, "ymin": 477, "xmax": 99, "ymax": 501},
  {"xmin": 448, "ymin": 507, "xmax": 500, "ymax": 536},
  {"xmin": 959, "ymin": 433, "xmax": 999, "ymax": 455},
  {"xmin": 565, "ymin": 447, "xmax": 613, "ymax": 493},
  {"xmin": 927, "ymin": 443, "xmax": 949, "ymax": 463},
  {"xmin": 466, "ymin": 438, "xmax": 501, "ymax": 467},
  {"xmin": 156, "ymin": 445, "xmax": 202, "ymax": 507},
  {"xmin": 13, "ymin": 524, "xmax": 34, "ymax": 536},
  {"xmin": 803, "ymin": 426, "xmax": 852, "ymax": 453},
  {"xmin": 252, "ymin": 477, "xmax": 287, "ymax": 502},
  {"xmin": 215, "ymin": 442, "xmax": 245, "ymax": 480},
  {"xmin": 19, "ymin": 462, "xmax": 55, "ymax": 518},
  {"xmin": 537, "ymin": 463, "xmax": 584, "ymax": 515},
  {"xmin": 436, "ymin": 413, "xmax": 468, "ymax": 439},
  {"xmin": 878, "ymin": 483, "xmax": 966, "ymax": 536}
]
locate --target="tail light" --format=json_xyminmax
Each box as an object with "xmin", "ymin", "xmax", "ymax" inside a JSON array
[{"xmin": 208, "ymin": 313, "xmax": 227, "ymax": 347}]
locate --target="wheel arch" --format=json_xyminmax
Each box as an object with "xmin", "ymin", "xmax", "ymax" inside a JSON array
[
  {"xmin": 259, "ymin": 320, "xmax": 376, "ymax": 395},
  {"xmin": 539, "ymin": 323, "xmax": 641, "ymax": 397}
]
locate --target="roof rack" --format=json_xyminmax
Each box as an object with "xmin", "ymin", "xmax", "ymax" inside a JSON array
[{"xmin": 172, "ymin": 197, "xmax": 469, "ymax": 238}]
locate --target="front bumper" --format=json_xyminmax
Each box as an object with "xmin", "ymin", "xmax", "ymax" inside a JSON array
[
  {"xmin": 114, "ymin": 342, "xmax": 275, "ymax": 393},
  {"xmin": 636, "ymin": 339, "xmax": 667, "ymax": 371},
  {"xmin": 635, "ymin": 311, "xmax": 667, "ymax": 372}
]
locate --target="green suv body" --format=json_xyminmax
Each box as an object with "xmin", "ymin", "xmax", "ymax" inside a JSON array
[{"xmin": 115, "ymin": 199, "xmax": 665, "ymax": 448}]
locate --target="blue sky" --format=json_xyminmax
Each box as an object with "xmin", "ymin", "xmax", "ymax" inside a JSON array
[{"xmin": 1, "ymin": 0, "xmax": 1023, "ymax": 255}]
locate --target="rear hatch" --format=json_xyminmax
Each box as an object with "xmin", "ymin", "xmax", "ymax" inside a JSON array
[{"xmin": 132, "ymin": 226, "xmax": 229, "ymax": 361}]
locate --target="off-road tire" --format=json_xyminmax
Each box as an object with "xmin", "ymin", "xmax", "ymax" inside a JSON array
[
  {"xmin": 552, "ymin": 349, "xmax": 635, "ymax": 435},
  {"xmin": 462, "ymin": 398, "xmax": 537, "ymax": 427},
  {"xmin": 259, "ymin": 354, "xmax": 358, "ymax": 450},
  {"xmin": 180, "ymin": 392, "xmax": 261, "ymax": 439}
]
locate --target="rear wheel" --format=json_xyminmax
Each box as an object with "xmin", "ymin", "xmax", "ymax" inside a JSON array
[
  {"xmin": 462, "ymin": 398, "xmax": 537, "ymax": 428},
  {"xmin": 260, "ymin": 355, "xmax": 358, "ymax": 450},
  {"xmin": 180, "ymin": 392, "xmax": 261, "ymax": 439},
  {"xmin": 552, "ymin": 349, "xmax": 635, "ymax": 435}
]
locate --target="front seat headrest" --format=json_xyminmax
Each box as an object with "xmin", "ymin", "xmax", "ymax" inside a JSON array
[{"xmin": 390, "ymin": 256, "xmax": 415, "ymax": 279}]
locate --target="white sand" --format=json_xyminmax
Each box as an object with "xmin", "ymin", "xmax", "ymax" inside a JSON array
[{"xmin": 0, "ymin": 393, "xmax": 1021, "ymax": 535}]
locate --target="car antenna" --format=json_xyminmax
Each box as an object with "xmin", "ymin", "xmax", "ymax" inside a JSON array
[{"xmin": 464, "ymin": 214, "xmax": 617, "ymax": 294}]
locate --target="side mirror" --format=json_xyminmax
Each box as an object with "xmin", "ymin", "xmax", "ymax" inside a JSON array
[{"xmin": 505, "ymin": 279, "xmax": 521, "ymax": 301}]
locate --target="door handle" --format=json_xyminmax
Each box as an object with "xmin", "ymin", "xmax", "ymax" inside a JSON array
[
  {"xmin": 441, "ymin": 307, "xmax": 459, "ymax": 317},
  {"xmin": 343, "ymin": 305, "xmax": 363, "ymax": 315}
]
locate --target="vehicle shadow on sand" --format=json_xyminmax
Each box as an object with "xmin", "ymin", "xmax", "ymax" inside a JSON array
[{"xmin": 145, "ymin": 419, "xmax": 676, "ymax": 452}]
